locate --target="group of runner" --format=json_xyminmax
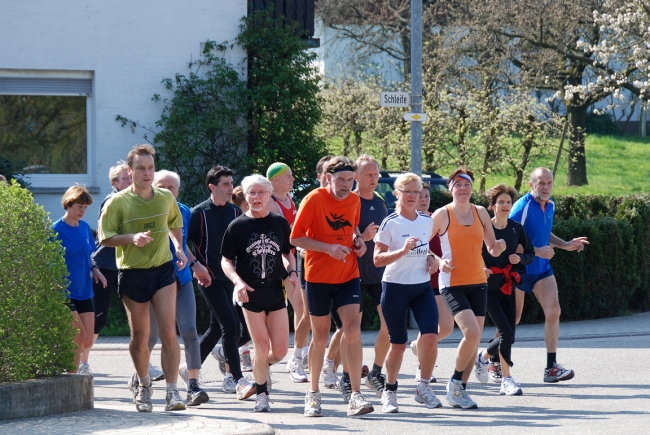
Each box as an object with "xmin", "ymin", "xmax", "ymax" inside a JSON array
[{"xmin": 51, "ymin": 143, "xmax": 588, "ymax": 416}]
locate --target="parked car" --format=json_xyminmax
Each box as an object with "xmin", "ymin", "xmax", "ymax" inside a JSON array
[{"xmin": 376, "ymin": 171, "xmax": 448, "ymax": 212}]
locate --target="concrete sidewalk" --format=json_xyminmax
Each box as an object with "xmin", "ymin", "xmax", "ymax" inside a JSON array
[{"xmin": 2, "ymin": 312, "xmax": 649, "ymax": 435}]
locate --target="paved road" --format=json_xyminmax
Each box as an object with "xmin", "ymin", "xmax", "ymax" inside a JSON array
[{"xmin": 2, "ymin": 312, "xmax": 649, "ymax": 434}]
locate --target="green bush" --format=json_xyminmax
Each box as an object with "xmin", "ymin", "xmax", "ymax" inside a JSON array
[{"xmin": 0, "ymin": 182, "xmax": 75, "ymax": 381}]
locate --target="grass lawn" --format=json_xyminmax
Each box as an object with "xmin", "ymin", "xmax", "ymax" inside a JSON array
[
  {"xmin": 327, "ymin": 134, "xmax": 650, "ymax": 195},
  {"xmin": 490, "ymin": 135, "xmax": 650, "ymax": 196}
]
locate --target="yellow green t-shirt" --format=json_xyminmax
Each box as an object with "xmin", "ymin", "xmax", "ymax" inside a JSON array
[{"xmin": 98, "ymin": 186, "xmax": 182, "ymax": 269}]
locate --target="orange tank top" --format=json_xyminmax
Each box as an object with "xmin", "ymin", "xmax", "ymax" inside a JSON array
[{"xmin": 438, "ymin": 204, "xmax": 487, "ymax": 288}]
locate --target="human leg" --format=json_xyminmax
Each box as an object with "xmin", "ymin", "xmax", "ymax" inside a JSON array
[
  {"xmin": 176, "ymin": 281, "xmax": 200, "ymax": 375},
  {"xmin": 122, "ymin": 295, "xmax": 152, "ymax": 378},
  {"xmin": 532, "ymin": 274, "xmax": 560, "ymax": 354},
  {"xmin": 150, "ymin": 282, "xmax": 180, "ymax": 385}
]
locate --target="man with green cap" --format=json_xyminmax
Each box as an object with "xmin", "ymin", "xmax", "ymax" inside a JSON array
[{"xmin": 266, "ymin": 162, "xmax": 310, "ymax": 384}]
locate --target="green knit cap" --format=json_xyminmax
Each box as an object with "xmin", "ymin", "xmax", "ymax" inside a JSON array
[{"xmin": 266, "ymin": 162, "xmax": 289, "ymax": 180}]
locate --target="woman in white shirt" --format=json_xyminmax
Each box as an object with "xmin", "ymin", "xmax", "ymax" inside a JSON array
[{"xmin": 373, "ymin": 173, "xmax": 441, "ymax": 413}]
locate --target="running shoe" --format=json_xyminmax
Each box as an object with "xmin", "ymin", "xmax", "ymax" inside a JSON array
[
  {"xmin": 211, "ymin": 345, "xmax": 227, "ymax": 375},
  {"xmin": 240, "ymin": 351, "xmax": 253, "ymax": 372},
  {"xmin": 445, "ymin": 379, "xmax": 464, "ymax": 408},
  {"xmin": 474, "ymin": 351, "xmax": 490, "ymax": 383},
  {"xmin": 288, "ymin": 356, "xmax": 308, "ymax": 383},
  {"xmin": 381, "ymin": 389, "xmax": 399, "ymax": 413},
  {"xmin": 544, "ymin": 362, "xmax": 575, "ymax": 383},
  {"xmin": 321, "ymin": 360, "xmax": 338, "ymax": 389},
  {"xmin": 165, "ymin": 389, "xmax": 186, "ymax": 411},
  {"xmin": 500, "ymin": 376, "xmax": 523, "ymax": 396},
  {"xmin": 361, "ymin": 365, "xmax": 369, "ymax": 378},
  {"xmin": 415, "ymin": 382, "xmax": 442, "ymax": 408},
  {"xmin": 365, "ymin": 372, "xmax": 385, "ymax": 397},
  {"xmin": 254, "ymin": 391, "xmax": 271, "ymax": 412},
  {"xmin": 338, "ymin": 376, "xmax": 352, "ymax": 403},
  {"xmin": 186, "ymin": 382, "xmax": 209, "ymax": 406},
  {"xmin": 347, "ymin": 391, "xmax": 374, "ymax": 416},
  {"xmin": 136, "ymin": 383, "xmax": 153, "ymax": 412},
  {"xmin": 460, "ymin": 387, "xmax": 478, "ymax": 409},
  {"xmin": 149, "ymin": 363, "xmax": 165, "ymax": 382},
  {"xmin": 488, "ymin": 361, "xmax": 503, "ymax": 383},
  {"xmin": 127, "ymin": 372, "xmax": 139, "ymax": 403},
  {"xmin": 410, "ymin": 340, "xmax": 418, "ymax": 356},
  {"xmin": 304, "ymin": 391, "xmax": 322, "ymax": 417},
  {"xmin": 78, "ymin": 362, "xmax": 92, "ymax": 376},
  {"xmin": 415, "ymin": 368, "xmax": 436, "ymax": 383},
  {"xmin": 178, "ymin": 364, "xmax": 189, "ymax": 385},
  {"xmin": 223, "ymin": 374, "xmax": 236, "ymax": 394},
  {"xmin": 235, "ymin": 376, "xmax": 255, "ymax": 400}
]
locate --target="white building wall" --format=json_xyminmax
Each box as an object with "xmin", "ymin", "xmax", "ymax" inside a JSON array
[{"xmin": 0, "ymin": 0, "xmax": 246, "ymax": 227}]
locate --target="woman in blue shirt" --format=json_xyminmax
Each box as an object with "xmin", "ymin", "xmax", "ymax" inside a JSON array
[{"xmin": 52, "ymin": 185, "xmax": 106, "ymax": 373}]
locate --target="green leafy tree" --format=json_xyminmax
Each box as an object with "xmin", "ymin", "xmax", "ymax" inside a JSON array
[
  {"xmin": 0, "ymin": 182, "xmax": 75, "ymax": 381},
  {"xmin": 238, "ymin": 8, "xmax": 327, "ymax": 194}
]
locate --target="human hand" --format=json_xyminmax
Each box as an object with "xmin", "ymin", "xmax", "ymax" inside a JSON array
[
  {"xmin": 536, "ymin": 245, "xmax": 555, "ymax": 259},
  {"xmin": 566, "ymin": 237, "xmax": 589, "ymax": 252},
  {"xmin": 509, "ymin": 254, "xmax": 521, "ymax": 264},
  {"xmin": 133, "ymin": 230, "xmax": 153, "ymax": 247}
]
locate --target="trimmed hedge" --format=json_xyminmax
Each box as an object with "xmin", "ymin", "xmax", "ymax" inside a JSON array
[{"xmin": 0, "ymin": 183, "xmax": 75, "ymax": 381}]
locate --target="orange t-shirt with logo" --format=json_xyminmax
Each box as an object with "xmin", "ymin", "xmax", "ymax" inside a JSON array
[{"xmin": 291, "ymin": 187, "xmax": 361, "ymax": 284}]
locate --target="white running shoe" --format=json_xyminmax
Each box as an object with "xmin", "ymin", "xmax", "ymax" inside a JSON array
[
  {"xmin": 347, "ymin": 392, "xmax": 374, "ymax": 416},
  {"xmin": 254, "ymin": 392, "xmax": 271, "ymax": 412},
  {"xmin": 288, "ymin": 356, "xmax": 308, "ymax": 383},
  {"xmin": 488, "ymin": 361, "xmax": 503, "ymax": 383},
  {"xmin": 500, "ymin": 376, "xmax": 523, "ymax": 396},
  {"xmin": 460, "ymin": 387, "xmax": 478, "ymax": 409},
  {"xmin": 410, "ymin": 340, "xmax": 418, "ymax": 356},
  {"xmin": 365, "ymin": 372, "xmax": 385, "ymax": 397},
  {"xmin": 78, "ymin": 362, "xmax": 92, "ymax": 376},
  {"xmin": 304, "ymin": 391, "xmax": 322, "ymax": 417},
  {"xmin": 235, "ymin": 376, "xmax": 255, "ymax": 400},
  {"xmin": 148, "ymin": 363, "xmax": 165, "ymax": 381},
  {"xmin": 474, "ymin": 351, "xmax": 489, "ymax": 383},
  {"xmin": 165, "ymin": 389, "xmax": 186, "ymax": 411},
  {"xmin": 240, "ymin": 351, "xmax": 253, "ymax": 372},
  {"xmin": 321, "ymin": 361, "xmax": 338, "ymax": 389},
  {"xmin": 381, "ymin": 389, "xmax": 399, "ymax": 413},
  {"xmin": 223, "ymin": 374, "xmax": 236, "ymax": 394},
  {"xmin": 414, "ymin": 382, "xmax": 442, "ymax": 408}
]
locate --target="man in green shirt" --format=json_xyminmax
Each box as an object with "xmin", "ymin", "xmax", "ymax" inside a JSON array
[{"xmin": 99, "ymin": 144, "xmax": 187, "ymax": 413}]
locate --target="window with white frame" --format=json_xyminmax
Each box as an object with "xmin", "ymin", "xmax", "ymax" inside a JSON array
[{"xmin": 0, "ymin": 71, "xmax": 93, "ymax": 189}]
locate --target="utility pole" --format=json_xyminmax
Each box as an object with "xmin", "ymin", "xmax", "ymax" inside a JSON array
[{"xmin": 410, "ymin": 0, "xmax": 422, "ymax": 174}]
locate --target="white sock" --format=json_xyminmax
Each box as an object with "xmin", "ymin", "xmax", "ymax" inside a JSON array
[
  {"xmin": 478, "ymin": 352, "xmax": 488, "ymax": 364},
  {"xmin": 302, "ymin": 345, "xmax": 309, "ymax": 356},
  {"xmin": 293, "ymin": 345, "xmax": 303, "ymax": 359}
]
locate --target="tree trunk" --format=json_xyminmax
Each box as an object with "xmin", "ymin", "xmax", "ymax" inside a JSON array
[{"xmin": 567, "ymin": 105, "xmax": 588, "ymax": 186}]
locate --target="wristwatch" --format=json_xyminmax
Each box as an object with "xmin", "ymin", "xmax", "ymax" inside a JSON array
[{"xmin": 189, "ymin": 260, "xmax": 198, "ymax": 269}]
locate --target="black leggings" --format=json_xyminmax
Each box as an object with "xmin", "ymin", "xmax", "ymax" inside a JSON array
[
  {"xmin": 198, "ymin": 280, "xmax": 250, "ymax": 380},
  {"xmin": 485, "ymin": 289, "xmax": 516, "ymax": 367},
  {"xmin": 93, "ymin": 268, "xmax": 118, "ymax": 334}
]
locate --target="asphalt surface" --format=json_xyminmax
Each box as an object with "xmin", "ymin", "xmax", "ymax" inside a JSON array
[{"xmin": 1, "ymin": 312, "xmax": 649, "ymax": 434}]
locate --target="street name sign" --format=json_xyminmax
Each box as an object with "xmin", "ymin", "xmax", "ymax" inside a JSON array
[{"xmin": 380, "ymin": 92, "xmax": 411, "ymax": 107}]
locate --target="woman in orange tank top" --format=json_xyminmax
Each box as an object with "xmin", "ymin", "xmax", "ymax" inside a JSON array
[{"xmin": 430, "ymin": 167, "xmax": 506, "ymax": 410}]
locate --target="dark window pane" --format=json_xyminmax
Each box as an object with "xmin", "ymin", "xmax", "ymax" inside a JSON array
[{"xmin": 0, "ymin": 95, "xmax": 87, "ymax": 174}]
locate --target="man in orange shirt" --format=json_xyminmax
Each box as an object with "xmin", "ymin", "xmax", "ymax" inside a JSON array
[{"xmin": 291, "ymin": 156, "xmax": 374, "ymax": 417}]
